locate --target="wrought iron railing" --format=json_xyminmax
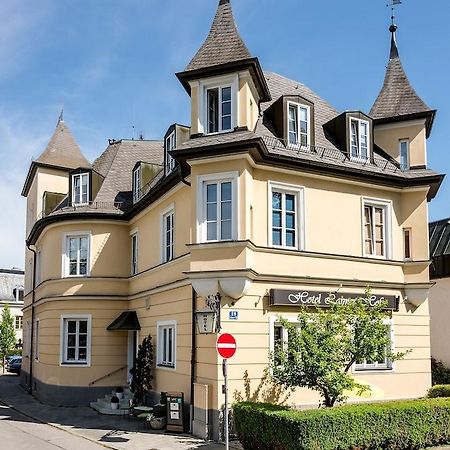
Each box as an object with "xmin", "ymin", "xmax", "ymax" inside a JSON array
[
  {"xmin": 89, "ymin": 365, "xmax": 127, "ymax": 387},
  {"xmin": 37, "ymin": 201, "xmax": 124, "ymax": 220},
  {"xmin": 261, "ymin": 136, "xmax": 403, "ymax": 174}
]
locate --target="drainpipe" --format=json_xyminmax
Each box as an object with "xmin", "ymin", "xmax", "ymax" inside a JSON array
[
  {"xmin": 190, "ymin": 287, "xmax": 197, "ymax": 433},
  {"xmin": 26, "ymin": 243, "xmax": 37, "ymax": 395}
]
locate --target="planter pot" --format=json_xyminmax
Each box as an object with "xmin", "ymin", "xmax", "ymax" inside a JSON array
[
  {"xmin": 111, "ymin": 402, "xmax": 119, "ymax": 410},
  {"xmin": 116, "ymin": 392, "xmax": 124, "ymax": 400},
  {"xmin": 149, "ymin": 416, "xmax": 166, "ymax": 430}
]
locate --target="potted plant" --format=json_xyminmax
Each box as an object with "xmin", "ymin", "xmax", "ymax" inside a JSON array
[
  {"xmin": 148, "ymin": 402, "xmax": 167, "ymax": 430},
  {"xmin": 111, "ymin": 395, "xmax": 120, "ymax": 410},
  {"xmin": 115, "ymin": 386, "xmax": 124, "ymax": 400}
]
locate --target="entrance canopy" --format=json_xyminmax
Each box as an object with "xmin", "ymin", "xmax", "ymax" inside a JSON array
[{"xmin": 107, "ymin": 311, "xmax": 141, "ymax": 331}]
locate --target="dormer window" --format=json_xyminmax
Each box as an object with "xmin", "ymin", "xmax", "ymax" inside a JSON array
[
  {"xmin": 399, "ymin": 139, "xmax": 410, "ymax": 170},
  {"xmin": 207, "ymin": 86, "xmax": 232, "ymax": 133},
  {"xmin": 72, "ymin": 173, "xmax": 89, "ymax": 205},
  {"xmin": 133, "ymin": 166, "xmax": 141, "ymax": 203},
  {"xmin": 350, "ymin": 118, "xmax": 369, "ymax": 160},
  {"xmin": 288, "ymin": 102, "xmax": 310, "ymax": 147},
  {"xmin": 165, "ymin": 131, "xmax": 176, "ymax": 174}
]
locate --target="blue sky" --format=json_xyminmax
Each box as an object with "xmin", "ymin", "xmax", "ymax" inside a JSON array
[{"xmin": 0, "ymin": 0, "xmax": 449, "ymax": 269}]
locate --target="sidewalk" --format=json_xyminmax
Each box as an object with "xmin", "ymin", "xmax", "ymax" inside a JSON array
[{"xmin": 0, "ymin": 374, "xmax": 241, "ymax": 450}]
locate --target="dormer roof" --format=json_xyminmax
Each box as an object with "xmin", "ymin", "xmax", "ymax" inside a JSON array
[
  {"xmin": 22, "ymin": 118, "xmax": 91, "ymax": 197},
  {"xmin": 370, "ymin": 24, "xmax": 435, "ymax": 133},
  {"xmin": 176, "ymin": 0, "xmax": 270, "ymax": 102}
]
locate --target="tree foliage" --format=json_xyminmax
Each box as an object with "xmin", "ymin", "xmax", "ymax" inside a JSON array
[
  {"xmin": 130, "ymin": 334, "xmax": 153, "ymax": 405},
  {"xmin": 0, "ymin": 305, "xmax": 16, "ymax": 371},
  {"xmin": 270, "ymin": 292, "xmax": 409, "ymax": 407}
]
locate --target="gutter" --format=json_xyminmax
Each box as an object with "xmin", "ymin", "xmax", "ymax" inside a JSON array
[{"xmin": 26, "ymin": 243, "xmax": 37, "ymax": 394}]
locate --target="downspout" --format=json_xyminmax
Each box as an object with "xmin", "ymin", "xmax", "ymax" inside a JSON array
[
  {"xmin": 190, "ymin": 287, "xmax": 197, "ymax": 433},
  {"xmin": 26, "ymin": 243, "xmax": 37, "ymax": 394}
]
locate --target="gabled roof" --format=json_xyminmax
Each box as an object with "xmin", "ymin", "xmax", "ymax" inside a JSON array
[
  {"xmin": 370, "ymin": 25, "xmax": 434, "ymax": 124},
  {"xmin": 22, "ymin": 119, "xmax": 91, "ymax": 196},
  {"xmin": 186, "ymin": 0, "xmax": 251, "ymax": 72}
]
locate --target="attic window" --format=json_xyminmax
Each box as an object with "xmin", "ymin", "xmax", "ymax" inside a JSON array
[
  {"xmin": 165, "ymin": 131, "xmax": 176, "ymax": 174},
  {"xmin": 207, "ymin": 86, "xmax": 232, "ymax": 134},
  {"xmin": 288, "ymin": 102, "xmax": 310, "ymax": 147},
  {"xmin": 72, "ymin": 173, "xmax": 89, "ymax": 206},
  {"xmin": 133, "ymin": 166, "xmax": 141, "ymax": 204},
  {"xmin": 350, "ymin": 119, "xmax": 369, "ymax": 161}
]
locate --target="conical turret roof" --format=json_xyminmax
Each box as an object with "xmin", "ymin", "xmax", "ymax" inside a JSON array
[
  {"xmin": 370, "ymin": 24, "xmax": 432, "ymax": 121},
  {"xmin": 186, "ymin": 0, "xmax": 252, "ymax": 72},
  {"xmin": 35, "ymin": 119, "xmax": 90, "ymax": 169}
]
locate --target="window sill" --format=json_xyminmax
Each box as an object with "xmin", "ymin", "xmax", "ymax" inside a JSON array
[
  {"xmin": 157, "ymin": 363, "xmax": 175, "ymax": 370},
  {"xmin": 60, "ymin": 362, "xmax": 90, "ymax": 367},
  {"xmin": 354, "ymin": 367, "xmax": 393, "ymax": 373}
]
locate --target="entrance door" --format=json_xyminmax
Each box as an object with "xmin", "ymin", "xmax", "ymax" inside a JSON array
[{"xmin": 127, "ymin": 331, "xmax": 137, "ymax": 384}]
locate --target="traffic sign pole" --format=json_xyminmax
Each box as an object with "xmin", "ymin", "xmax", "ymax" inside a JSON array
[{"xmin": 223, "ymin": 358, "xmax": 229, "ymax": 450}]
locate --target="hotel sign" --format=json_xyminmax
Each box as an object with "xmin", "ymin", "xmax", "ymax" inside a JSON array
[{"xmin": 269, "ymin": 289, "xmax": 399, "ymax": 311}]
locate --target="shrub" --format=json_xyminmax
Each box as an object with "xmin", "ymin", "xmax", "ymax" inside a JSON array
[
  {"xmin": 432, "ymin": 358, "xmax": 450, "ymax": 385},
  {"xmin": 428, "ymin": 385, "xmax": 450, "ymax": 398},
  {"xmin": 233, "ymin": 399, "xmax": 450, "ymax": 450}
]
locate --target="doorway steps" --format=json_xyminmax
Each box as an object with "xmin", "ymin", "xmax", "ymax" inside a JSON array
[{"xmin": 90, "ymin": 387, "xmax": 133, "ymax": 415}]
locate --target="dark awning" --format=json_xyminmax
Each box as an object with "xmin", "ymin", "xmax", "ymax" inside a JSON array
[{"xmin": 107, "ymin": 311, "xmax": 141, "ymax": 331}]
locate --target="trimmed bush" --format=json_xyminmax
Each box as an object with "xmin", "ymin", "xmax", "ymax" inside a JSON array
[
  {"xmin": 233, "ymin": 399, "xmax": 450, "ymax": 450},
  {"xmin": 432, "ymin": 358, "xmax": 450, "ymax": 385},
  {"xmin": 428, "ymin": 385, "xmax": 450, "ymax": 398}
]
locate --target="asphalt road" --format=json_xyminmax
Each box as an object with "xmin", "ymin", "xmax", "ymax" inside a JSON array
[{"xmin": 0, "ymin": 401, "xmax": 106, "ymax": 450}]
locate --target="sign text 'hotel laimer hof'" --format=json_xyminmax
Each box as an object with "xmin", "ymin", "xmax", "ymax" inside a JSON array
[{"xmin": 269, "ymin": 289, "xmax": 399, "ymax": 311}]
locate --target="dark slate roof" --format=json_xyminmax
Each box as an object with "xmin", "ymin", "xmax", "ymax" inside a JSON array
[
  {"xmin": 35, "ymin": 120, "xmax": 91, "ymax": 169},
  {"xmin": 430, "ymin": 218, "xmax": 450, "ymax": 258},
  {"xmin": 107, "ymin": 311, "xmax": 141, "ymax": 331},
  {"xmin": 370, "ymin": 27, "xmax": 432, "ymax": 120},
  {"xmin": 93, "ymin": 139, "xmax": 163, "ymax": 206},
  {"xmin": 186, "ymin": 0, "xmax": 252, "ymax": 71},
  {"xmin": 0, "ymin": 270, "xmax": 24, "ymax": 303}
]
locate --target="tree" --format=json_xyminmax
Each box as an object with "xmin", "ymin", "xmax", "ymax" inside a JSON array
[
  {"xmin": 0, "ymin": 305, "xmax": 17, "ymax": 373},
  {"xmin": 130, "ymin": 334, "xmax": 153, "ymax": 405},
  {"xmin": 270, "ymin": 292, "xmax": 409, "ymax": 407}
]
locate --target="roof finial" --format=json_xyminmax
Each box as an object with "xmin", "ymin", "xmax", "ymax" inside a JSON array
[
  {"xmin": 387, "ymin": 0, "xmax": 401, "ymax": 59},
  {"xmin": 57, "ymin": 108, "xmax": 64, "ymax": 126}
]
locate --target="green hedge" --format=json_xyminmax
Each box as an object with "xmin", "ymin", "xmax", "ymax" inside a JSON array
[
  {"xmin": 233, "ymin": 399, "xmax": 450, "ymax": 450},
  {"xmin": 428, "ymin": 385, "xmax": 450, "ymax": 398}
]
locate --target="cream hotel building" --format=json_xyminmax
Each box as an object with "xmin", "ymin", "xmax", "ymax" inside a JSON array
[{"xmin": 21, "ymin": 0, "xmax": 444, "ymax": 440}]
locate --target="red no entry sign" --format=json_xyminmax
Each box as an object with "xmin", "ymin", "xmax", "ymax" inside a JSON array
[{"xmin": 217, "ymin": 333, "xmax": 236, "ymax": 359}]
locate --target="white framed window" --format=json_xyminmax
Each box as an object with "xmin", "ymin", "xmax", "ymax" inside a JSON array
[
  {"xmin": 161, "ymin": 206, "xmax": 175, "ymax": 263},
  {"xmin": 133, "ymin": 166, "xmax": 141, "ymax": 203},
  {"xmin": 197, "ymin": 172, "xmax": 238, "ymax": 243},
  {"xmin": 72, "ymin": 173, "xmax": 89, "ymax": 206},
  {"xmin": 34, "ymin": 319, "xmax": 40, "ymax": 361},
  {"xmin": 165, "ymin": 131, "xmax": 176, "ymax": 174},
  {"xmin": 355, "ymin": 321, "xmax": 393, "ymax": 371},
  {"xmin": 63, "ymin": 233, "xmax": 90, "ymax": 277},
  {"xmin": 399, "ymin": 139, "xmax": 410, "ymax": 170},
  {"xmin": 157, "ymin": 320, "xmax": 176, "ymax": 369},
  {"xmin": 403, "ymin": 228, "xmax": 412, "ymax": 260},
  {"xmin": 198, "ymin": 75, "xmax": 238, "ymax": 135},
  {"xmin": 362, "ymin": 198, "xmax": 392, "ymax": 259},
  {"xmin": 15, "ymin": 316, "xmax": 23, "ymax": 330},
  {"xmin": 287, "ymin": 102, "xmax": 310, "ymax": 147},
  {"xmin": 14, "ymin": 287, "xmax": 24, "ymax": 302},
  {"xmin": 268, "ymin": 182, "xmax": 305, "ymax": 250},
  {"xmin": 350, "ymin": 118, "xmax": 370, "ymax": 160},
  {"xmin": 60, "ymin": 315, "xmax": 91, "ymax": 366},
  {"xmin": 131, "ymin": 232, "xmax": 138, "ymax": 275}
]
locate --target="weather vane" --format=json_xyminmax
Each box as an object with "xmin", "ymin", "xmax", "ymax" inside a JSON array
[{"xmin": 387, "ymin": 0, "xmax": 402, "ymax": 25}]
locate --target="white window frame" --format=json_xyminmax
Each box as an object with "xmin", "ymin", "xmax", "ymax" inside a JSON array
[
  {"xmin": 165, "ymin": 131, "xmax": 176, "ymax": 174},
  {"xmin": 34, "ymin": 319, "xmax": 40, "ymax": 361},
  {"xmin": 198, "ymin": 74, "xmax": 239, "ymax": 135},
  {"xmin": 361, "ymin": 198, "xmax": 392, "ymax": 260},
  {"xmin": 354, "ymin": 319, "xmax": 394, "ymax": 372},
  {"xmin": 133, "ymin": 166, "xmax": 141, "ymax": 204},
  {"xmin": 350, "ymin": 118, "xmax": 370, "ymax": 161},
  {"xmin": 399, "ymin": 139, "xmax": 410, "ymax": 171},
  {"xmin": 161, "ymin": 204, "xmax": 175, "ymax": 263},
  {"xmin": 60, "ymin": 314, "xmax": 92, "ymax": 367},
  {"xmin": 62, "ymin": 232, "xmax": 91, "ymax": 278},
  {"xmin": 268, "ymin": 181, "xmax": 305, "ymax": 250},
  {"xmin": 287, "ymin": 101, "xmax": 311, "ymax": 148},
  {"xmin": 15, "ymin": 315, "xmax": 23, "ymax": 330},
  {"xmin": 71, "ymin": 173, "xmax": 89, "ymax": 206},
  {"xmin": 130, "ymin": 231, "xmax": 139, "ymax": 276},
  {"xmin": 196, "ymin": 171, "xmax": 239, "ymax": 243},
  {"xmin": 156, "ymin": 320, "xmax": 176, "ymax": 370}
]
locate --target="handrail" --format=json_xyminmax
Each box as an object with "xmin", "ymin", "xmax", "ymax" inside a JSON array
[{"xmin": 89, "ymin": 365, "xmax": 127, "ymax": 387}]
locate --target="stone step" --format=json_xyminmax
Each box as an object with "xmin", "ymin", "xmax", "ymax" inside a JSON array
[
  {"xmin": 97, "ymin": 397, "xmax": 130, "ymax": 410},
  {"xmin": 90, "ymin": 401, "xmax": 130, "ymax": 416}
]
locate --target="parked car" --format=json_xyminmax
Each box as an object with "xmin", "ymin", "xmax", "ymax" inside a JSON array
[
  {"xmin": 8, "ymin": 356, "xmax": 22, "ymax": 375},
  {"xmin": 5, "ymin": 355, "xmax": 21, "ymax": 370}
]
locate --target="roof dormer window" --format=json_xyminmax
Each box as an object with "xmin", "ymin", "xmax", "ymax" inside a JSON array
[
  {"xmin": 133, "ymin": 166, "xmax": 141, "ymax": 204},
  {"xmin": 350, "ymin": 118, "xmax": 369, "ymax": 161},
  {"xmin": 288, "ymin": 102, "xmax": 310, "ymax": 147},
  {"xmin": 207, "ymin": 86, "xmax": 232, "ymax": 133},
  {"xmin": 165, "ymin": 131, "xmax": 176, "ymax": 175},
  {"xmin": 72, "ymin": 173, "xmax": 89, "ymax": 206}
]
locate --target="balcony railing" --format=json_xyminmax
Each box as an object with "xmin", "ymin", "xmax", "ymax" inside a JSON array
[
  {"xmin": 261, "ymin": 136, "xmax": 403, "ymax": 174},
  {"xmin": 37, "ymin": 201, "xmax": 124, "ymax": 220}
]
